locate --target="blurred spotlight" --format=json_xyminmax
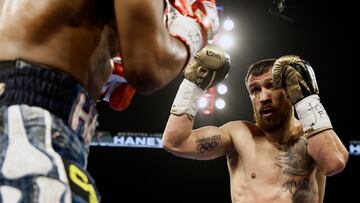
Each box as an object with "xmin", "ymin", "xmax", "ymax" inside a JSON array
[
  {"xmin": 218, "ymin": 34, "xmax": 235, "ymax": 50},
  {"xmin": 217, "ymin": 84, "xmax": 228, "ymax": 95},
  {"xmin": 215, "ymin": 99, "xmax": 226, "ymax": 109},
  {"xmin": 223, "ymin": 19, "xmax": 234, "ymax": 31},
  {"xmin": 199, "ymin": 96, "xmax": 208, "ymax": 109}
]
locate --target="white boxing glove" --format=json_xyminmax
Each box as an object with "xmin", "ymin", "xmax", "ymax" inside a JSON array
[{"xmin": 164, "ymin": 0, "xmax": 220, "ymax": 59}]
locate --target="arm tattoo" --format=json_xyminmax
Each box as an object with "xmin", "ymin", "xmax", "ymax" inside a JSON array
[
  {"xmin": 196, "ymin": 135, "xmax": 220, "ymax": 153},
  {"xmin": 275, "ymin": 137, "xmax": 316, "ymax": 199}
]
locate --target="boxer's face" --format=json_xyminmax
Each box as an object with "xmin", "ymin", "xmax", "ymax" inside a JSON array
[{"xmin": 247, "ymin": 68, "xmax": 293, "ymax": 132}]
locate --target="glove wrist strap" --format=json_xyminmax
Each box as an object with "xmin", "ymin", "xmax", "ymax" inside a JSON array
[
  {"xmin": 171, "ymin": 79, "xmax": 204, "ymax": 119},
  {"xmin": 295, "ymin": 94, "xmax": 333, "ymax": 138}
]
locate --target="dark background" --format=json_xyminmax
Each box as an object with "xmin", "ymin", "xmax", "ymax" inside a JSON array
[{"xmin": 88, "ymin": 0, "xmax": 358, "ymax": 202}]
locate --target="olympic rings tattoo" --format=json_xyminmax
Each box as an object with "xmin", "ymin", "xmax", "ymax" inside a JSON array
[{"xmin": 197, "ymin": 141, "xmax": 217, "ymax": 153}]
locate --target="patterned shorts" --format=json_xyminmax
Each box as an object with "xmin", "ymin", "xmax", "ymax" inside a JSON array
[{"xmin": 0, "ymin": 59, "xmax": 100, "ymax": 203}]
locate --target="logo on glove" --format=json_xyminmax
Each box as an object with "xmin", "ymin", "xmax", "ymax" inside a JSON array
[{"xmin": 206, "ymin": 49, "xmax": 221, "ymax": 60}]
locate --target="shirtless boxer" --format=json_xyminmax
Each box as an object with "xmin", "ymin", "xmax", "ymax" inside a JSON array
[
  {"xmin": 0, "ymin": 0, "xmax": 220, "ymax": 202},
  {"xmin": 162, "ymin": 55, "xmax": 348, "ymax": 203}
]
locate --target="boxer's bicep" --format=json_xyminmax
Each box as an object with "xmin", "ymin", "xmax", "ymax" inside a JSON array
[
  {"xmin": 188, "ymin": 126, "xmax": 233, "ymax": 160},
  {"xmin": 164, "ymin": 125, "xmax": 232, "ymax": 160}
]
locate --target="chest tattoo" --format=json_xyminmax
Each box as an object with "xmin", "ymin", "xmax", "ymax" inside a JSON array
[{"xmin": 275, "ymin": 137, "xmax": 316, "ymax": 199}]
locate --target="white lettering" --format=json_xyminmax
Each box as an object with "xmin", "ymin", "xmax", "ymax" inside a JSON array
[
  {"xmin": 147, "ymin": 137, "xmax": 155, "ymax": 146},
  {"xmin": 124, "ymin": 137, "xmax": 135, "ymax": 145},
  {"xmin": 113, "ymin": 136, "xmax": 125, "ymax": 144},
  {"xmin": 135, "ymin": 137, "xmax": 146, "ymax": 145},
  {"xmin": 69, "ymin": 93, "xmax": 96, "ymax": 142},
  {"xmin": 110, "ymin": 136, "xmax": 163, "ymax": 148},
  {"xmin": 349, "ymin": 144, "xmax": 360, "ymax": 155}
]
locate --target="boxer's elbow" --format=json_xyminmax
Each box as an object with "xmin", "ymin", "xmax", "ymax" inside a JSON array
[
  {"xmin": 123, "ymin": 53, "xmax": 180, "ymax": 95},
  {"xmin": 162, "ymin": 141, "xmax": 187, "ymax": 158},
  {"xmin": 162, "ymin": 138, "xmax": 175, "ymax": 153},
  {"xmin": 322, "ymin": 152, "xmax": 348, "ymax": 176},
  {"xmin": 125, "ymin": 65, "xmax": 163, "ymax": 95},
  {"xmin": 162, "ymin": 131, "xmax": 179, "ymax": 151},
  {"xmin": 162, "ymin": 129, "xmax": 188, "ymax": 154}
]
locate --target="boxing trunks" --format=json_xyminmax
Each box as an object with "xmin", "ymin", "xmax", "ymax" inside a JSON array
[{"xmin": 0, "ymin": 59, "xmax": 100, "ymax": 203}]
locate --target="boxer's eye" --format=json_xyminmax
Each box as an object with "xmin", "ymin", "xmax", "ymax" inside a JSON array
[
  {"xmin": 266, "ymin": 82, "xmax": 274, "ymax": 89},
  {"xmin": 250, "ymin": 87, "xmax": 260, "ymax": 95}
]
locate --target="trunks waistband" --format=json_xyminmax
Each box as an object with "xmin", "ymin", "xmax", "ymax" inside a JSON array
[{"xmin": 0, "ymin": 59, "xmax": 98, "ymax": 143}]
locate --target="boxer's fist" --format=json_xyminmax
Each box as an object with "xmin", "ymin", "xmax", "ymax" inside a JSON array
[
  {"xmin": 272, "ymin": 55, "xmax": 319, "ymax": 104},
  {"xmin": 164, "ymin": 0, "xmax": 220, "ymax": 57},
  {"xmin": 184, "ymin": 44, "xmax": 230, "ymax": 90},
  {"xmin": 170, "ymin": 44, "xmax": 230, "ymax": 118},
  {"xmin": 100, "ymin": 56, "xmax": 135, "ymax": 111}
]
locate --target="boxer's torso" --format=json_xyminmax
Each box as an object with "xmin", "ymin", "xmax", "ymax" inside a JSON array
[
  {"xmin": 225, "ymin": 122, "xmax": 325, "ymax": 203},
  {"xmin": 0, "ymin": 0, "xmax": 116, "ymax": 99}
]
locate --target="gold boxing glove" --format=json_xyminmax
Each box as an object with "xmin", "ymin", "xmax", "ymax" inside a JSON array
[
  {"xmin": 184, "ymin": 44, "xmax": 230, "ymax": 90},
  {"xmin": 272, "ymin": 55, "xmax": 319, "ymax": 105},
  {"xmin": 171, "ymin": 44, "xmax": 230, "ymax": 119},
  {"xmin": 272, "ymin": 55, "xmax": 332, "ymax": 137}
]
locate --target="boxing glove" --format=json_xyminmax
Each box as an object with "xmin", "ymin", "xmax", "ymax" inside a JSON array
[
  {"xmin": 171, "ymin": 44, "xmax": 230, "ymax": 119},
  {"xmin": 272, "ymin": 55, "xmax": 319, "ymax": 105},
  {"xmin": 272, "ymin": 55, "xmax": 332, "ymax": 136},
  {"xmin": 164, "ymin": 0, "xmax": 220, "ymax": 59},
  {"xmin": 184, "ymin": 44, "xmax": 230, "ymax": 90},
  {"xmin": 100, "ymin": 55, "xmax": 135, "ymax": 111}
]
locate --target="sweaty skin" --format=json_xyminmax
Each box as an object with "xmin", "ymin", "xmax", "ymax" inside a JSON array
[
  {"xmin": 163, "ymin": 68, "xmax": 334, "ymax": 203},
  {"xmin": 0, "ymin": 0, "xmax": 188, "ymax": 99},
  {"xmin": 226, "ymin": 70, "xmax": 325, "ymax": 202},
  {"xmin": 0, "ymin": 0, "xmax": 116, "ymax": 99},
  {"xmin": 225, "ymin": 121, "xmax": 322, "ymax": 203}
]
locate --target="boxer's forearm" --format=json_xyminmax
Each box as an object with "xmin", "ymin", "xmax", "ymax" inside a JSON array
[
  {"xmin": 163, "ymin": 114, "xmax": 194, "ymax": 148},
  {"xmin": 307, "ymin": 130, "xmax": 348, "ymax": 176},
  {"xmin": 119, "ymin": 27, "xmax": 188, "ymax": 95},
  {"xmin": 115, "ymin": 0, "xmax": 188, "ymax": 95}
]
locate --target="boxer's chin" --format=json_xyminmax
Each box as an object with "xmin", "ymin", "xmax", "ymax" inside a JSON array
[{"xmin": 254, "ymin": 100, "xmax": 292, "ymax": 132}]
